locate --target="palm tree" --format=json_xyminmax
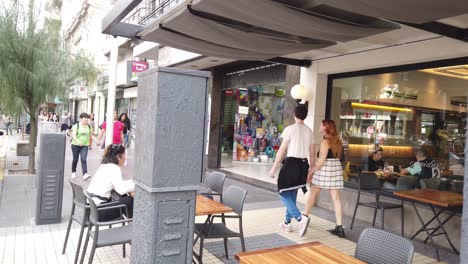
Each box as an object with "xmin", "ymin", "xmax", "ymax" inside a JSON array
[{"xmin": 0, "ymin": 0, "xmax": 98, "ymax": 173}]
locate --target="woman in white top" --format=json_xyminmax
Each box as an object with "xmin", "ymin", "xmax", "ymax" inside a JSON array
[{"xmin": 87, "ymin": 144, "xmax": 135, "ymax": 220}]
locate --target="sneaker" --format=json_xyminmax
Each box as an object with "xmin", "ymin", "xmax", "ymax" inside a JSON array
[
  {"xmin": 279, "ymin": 222, "xmax": 293, "ymax": 232},
  {"xmin": 328, "ymin": 225, "xmax": 346, "ymax": 238},
  {"xmin": 83, "ymin": 173, "xmax": 91, "ymax": 180},
  {"xmin": 71, "ymin": 172, "xmax": 77, "ymax": 179},
  {"xmin": 298, "ymin": 215, "xmax": 310, "ymax": 237}
]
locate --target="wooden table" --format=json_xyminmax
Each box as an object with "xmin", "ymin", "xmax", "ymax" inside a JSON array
[
  {"xmin": 235, "ymin": 242, "xmax": 365, "ymax": 264},
  {"xmin": 394, "ymin": 189, "xmax": 463, "ymax": 260},
  {"xmin": 194, "ymin": 195, "xmax": 233, "ymax": 264}
]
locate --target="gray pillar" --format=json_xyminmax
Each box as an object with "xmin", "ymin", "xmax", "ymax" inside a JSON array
[
  {"xmin": 35, "ymin": 133, "xmax": 66, "ymax": 225},
  {"xmin": 131, "ymin": 67, "xmax": 211, "ymax": 264},
  {"xmin": 207, "ymin": 69, "xmax": 223, "ymax": 169},
  {"xmin": 284, "ymin": 65, "xmax": 301, "ymax": 126}
]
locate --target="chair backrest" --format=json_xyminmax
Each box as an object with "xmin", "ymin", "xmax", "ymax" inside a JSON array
[
  {"xmin": 355, "ymin": 228, "xmax": 414, "ymax": 264},
  {"xmin": 83, "ymin": 191, "xmax": 100, "ymax": 225},
  {"xmin": 205, "ymin": 171, "xmax": 226, "ymax": 195},
  {"xmin": 69, "ymin": 180, "xmax": 87, "ymax": 207},
  {"xmin": 358, "ymin": 172, "xmax": 380, "ymax": 190},
  {"xmin": 420, "ymin": 178, "xmax": 439, "ymax": 190},
  {"xmin": 395, "ymin": 176, "xmax": 418, "ymax": 191},
  {"xmin": 222, "ymin": 186, "xmax": 247, "ymax": 215}
]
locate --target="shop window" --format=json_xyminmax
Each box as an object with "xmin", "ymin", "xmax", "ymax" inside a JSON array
[{"xmin": 330, "ymin": 67, "xmax": 467, "ymax": 194}]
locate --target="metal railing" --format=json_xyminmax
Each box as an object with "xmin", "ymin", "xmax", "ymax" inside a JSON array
[{"xmin": 124, "ymin": 0, "xmax": 183, "ymax": 26}]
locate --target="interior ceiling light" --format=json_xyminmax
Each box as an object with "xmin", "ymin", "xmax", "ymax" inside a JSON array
[
  {"xmin": 351, "ymin": 102, "xmax": 413, "ymax": 112},
  {"xmin": 420, "ymin": 65, "xmax": 468, "ymax": 80}
]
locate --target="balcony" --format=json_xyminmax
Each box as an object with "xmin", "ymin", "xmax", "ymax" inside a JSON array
[{"xmin": 124, "ymin": 0, "xmax": 184, "ymax": 26}]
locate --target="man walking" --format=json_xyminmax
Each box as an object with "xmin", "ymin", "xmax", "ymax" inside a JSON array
[
  {"xmin": 5, "ymin": 116, "xmax": 13, "ymax": 135},
  {"xmin": 269, "ymin": 104, "xmax": 314, "ymax": 237}
]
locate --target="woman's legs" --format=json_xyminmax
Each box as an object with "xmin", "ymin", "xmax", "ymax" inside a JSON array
[
  {"xmin": 79, "ymin": 146, "xmax": 89, "ymax": 174},
  {"xmin": 304, "ymin": 185, "xmax": 321, "ymax": 215},
  {"xmin": 71, "ymin": 145, "xmax": 80, "ymax": 173},
  {"xmin": 329, "ymin": 189, "xmax": 343, "ymax": 226},
  {"xmin": 98, "ymin": 196, "xmax": 134, "ymax": 221}
]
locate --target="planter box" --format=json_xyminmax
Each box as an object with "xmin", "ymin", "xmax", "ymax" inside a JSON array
[{"xmin": 17, "ymin": 141, "xmax": 29, "ymax": 156}]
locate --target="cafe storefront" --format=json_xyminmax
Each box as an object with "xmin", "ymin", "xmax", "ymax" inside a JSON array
[{"xmin": 324, "ymin": 57, "xmax": 467, "ymax": 252}]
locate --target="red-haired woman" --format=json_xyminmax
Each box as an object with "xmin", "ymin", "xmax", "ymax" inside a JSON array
[{"xmin": 304, "ymin": 120, "xmax": 345, "ymax": 237}]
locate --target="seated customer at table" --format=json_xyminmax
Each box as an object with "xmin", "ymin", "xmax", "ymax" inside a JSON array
[
  {"xmin": 366, "ymin": 146, "xmax": 385, "ymax": 172},
  {"xmin": 87, "ymin": 144, "xmax": 135, "ymax": 220},
  {"xmin": 383, "ymin": 149, "xmax": 437, "ymax": 190}
]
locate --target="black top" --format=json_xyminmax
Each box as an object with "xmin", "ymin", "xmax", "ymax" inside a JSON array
[
  {"xmin": 368, "ymin": 156, "xmax": 385, "ymax": 171},
  {"xmin": 317, "ymin": 148, "xmax": 336, "ymax": 159}
]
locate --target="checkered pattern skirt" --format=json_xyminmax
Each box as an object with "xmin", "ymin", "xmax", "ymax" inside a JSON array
[{"xmin": 312, "ymin": 158, "xmax": 344, "ymax": 189}]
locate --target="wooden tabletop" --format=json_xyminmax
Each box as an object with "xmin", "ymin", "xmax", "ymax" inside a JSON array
[
  {"xmin": 235, "ymin": 242, "xmax": 365, "ymax": 264},
  {"xmin": 195, "ymin": 195, "xmax": 233, "ymax": 216},
  {"xmin": 394, "ymin": 189, "xmax": 463, "ymax": 207}
]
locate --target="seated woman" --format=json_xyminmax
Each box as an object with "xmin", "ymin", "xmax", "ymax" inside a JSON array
[
  {"xmin": 367, "ymin": 146, "xmax": 384, "ymax": 172},
  {"xmin": 87, "ymin": 144, "xmax": 135, "ymax": 220}
]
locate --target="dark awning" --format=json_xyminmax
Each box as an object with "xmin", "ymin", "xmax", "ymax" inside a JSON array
[{"xmin": 137, "ymin": 0, "xmax": 402, "ymax": 60}]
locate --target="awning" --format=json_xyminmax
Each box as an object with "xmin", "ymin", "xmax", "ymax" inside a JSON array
[
  {"xmin": 137, "ymin": 0, "xmax": 401, "ymax": 61},
  {"xmin": 279, "ymin": 0, "xmax": 468, "ymax": 24}
]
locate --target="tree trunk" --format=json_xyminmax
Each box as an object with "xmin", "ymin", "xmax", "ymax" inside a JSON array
[{"xmin": 28, "ymin": 116, "xmax": 37, "ymax": 174}]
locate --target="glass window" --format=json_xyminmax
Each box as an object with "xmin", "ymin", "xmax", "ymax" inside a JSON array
[{"xmin": 330, "ymin": 65, "xmax": 467, "ymax": 193}]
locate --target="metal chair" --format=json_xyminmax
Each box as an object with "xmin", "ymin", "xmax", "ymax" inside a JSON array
[
  {"xmin": 202, "ymin": 171, "xmax": 226, "ymax": 202},
  {"xmin": 350, "ymin": 172, "xmax": 404, "ymax": 235},
  {"xmin": 62, "ymin": 181, "xmax": 90, "ymax": 264},
  {"xmin": 194, "ymin": 186, "xmax": 247, "ymax": 262},
  {"xmin": 395, "ymin": 176, "xmax": 419, "ymax": 190},
  {"xmin": 79, "ymin": 191, "xmax": 132, "ymax": 264},
  {"xmin": 355, "ymin": 228, "xmax": 414, "ymax": 264},
  {"xmin": 420, "ymin": 178, "xmax": 439, "ymax": 189}
]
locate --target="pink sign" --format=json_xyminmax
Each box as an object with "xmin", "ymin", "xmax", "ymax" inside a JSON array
[{"xmin": 131, "ymin": 61, "xmax": 149, "ymax": 80}]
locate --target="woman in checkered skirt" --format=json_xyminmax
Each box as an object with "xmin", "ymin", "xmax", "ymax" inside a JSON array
[{"xmin": 304, "ymin": 120, "xmax": 345, "ymax": 237}]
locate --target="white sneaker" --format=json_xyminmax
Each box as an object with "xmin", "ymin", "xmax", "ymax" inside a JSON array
[
  {"xmin": 279, "ymin": 222, "xmax": 293, "ymax": 232},
  {"xmin": 298, "ymin": 215, "xmax": 310, "ymax": 237},
  {"xmin": 71, "ymin": 172, "xmax": 77, "ymax": 179},
  {"xmin": 83, "ymin": 173, "xmax": 91, "ymax": 180}
]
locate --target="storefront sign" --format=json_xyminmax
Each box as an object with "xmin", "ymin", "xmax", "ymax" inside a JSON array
[
  {"xmin": 131, "ymin": 61, "xmax": 149, "ymax": 81},
  {"xmin": 367, "ymin": 126, "xmax": 375, "ymax": 135},
  {"xmin": 238, "ymin": 106, "xmax": 249, "ymax": 114},
  {"xmin": 225, "ymin": 89, "xmax": 234, "ymax": 96}
]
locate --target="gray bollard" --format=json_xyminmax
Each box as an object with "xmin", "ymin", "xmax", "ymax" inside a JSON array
[
  {"xmin": 35, "ymin": 133, "xmax": 66, "ymax": 225},
  {"xmin": 131, "ymin": 67, "xmax": 211, "ymax": 263}
]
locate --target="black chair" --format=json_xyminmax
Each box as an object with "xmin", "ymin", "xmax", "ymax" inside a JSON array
[
  {"xmin": 79, "ymin": 191, "xmax": 132, "ymax": 264},
  {"xmin": 383, "ymin": 175, "xmax": 419, "ymax": 191},
  {"xmin": 194, "ymin": 186, "xmax": 247, "ymax": 262},
  {"xmin": 420, "ymin": 178, "xmax": 439, "ymax": 190},
  {"xmin": 355, "ymin": 228, "xmax": 414, "ymax": 264},
  {"xmin": 350, "ymin": 172, "xmax": 404, "ymax": 235}
]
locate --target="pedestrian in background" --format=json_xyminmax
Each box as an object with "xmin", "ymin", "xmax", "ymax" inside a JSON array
[
  {"xmin": 269, "ymin": 104, "xmax": 314, "ymax": 237},
  {"xmin": 60, "ymin": 111, "xmax": 70, "ymax": 133},
  {"xmin": 304, "ymin": 119, "xmax": 345, "ymax": 238},
  {"xmin": 71, "ymin": 113, "xmax": 92, "ymax": 180},
  {"xmin": 5, "ymin": 116, "xmax": 13, "ymax": 135},
  {"xmin": 88, "ymin": 113, "xmax": 95, "ymax": 150},
  {"xmin": 118, "ymin": 113, "xmax": 131, "ymax": 148},
  {"xmin": 96, "ymin": 111, "xmax": 124, "ymax": 146}
]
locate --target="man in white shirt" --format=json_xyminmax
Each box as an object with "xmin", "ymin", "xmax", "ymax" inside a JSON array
[{"xmin": 269, "ymin": 105, "xmax": 314, "ymax": 237}]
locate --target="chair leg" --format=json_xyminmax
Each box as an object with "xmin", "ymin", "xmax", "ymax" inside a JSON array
[
  {"xmin": 88, "ymin": 238, "xmax": 98, "ymax": 264},
  {"xmin": 74, "ymin": 224, "xmax": 86, "ymax": 264},
  {"xmin": 198, "ymin": 236, "xmax": 204, "ymax": 263},
  {"xmin": 123, "ymin": 244, "xmax": 126, "ymax": 258},
  {"xmin": 62, "ymin": 215, "xmax": 73, "ymax": 254},
  {"xmin": 372, "ymin": 208, "xmax": 378, "ymax": 227},
  {"xmin": 401, "ymin": 204, "xmax": 405, "ymax": 236},
  {"xmin": 79, "ymin": 227, "xmax": 91, "ymax": 264},
  {"xmin": 350, "ymin": 192, "xmax": 360, "ymax": 230},
  {"xmin": 381, "ymin": 209, "xmax": 385, "ymax": 230},
  {"xmin": 223, "ymin": 238, "xmax": 229, "ymax": 259}
]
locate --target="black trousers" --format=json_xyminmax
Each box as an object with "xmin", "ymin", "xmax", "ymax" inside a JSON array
[{"xmin": 98, "ymin": 196, "xmax": 134, "ymax": 221}]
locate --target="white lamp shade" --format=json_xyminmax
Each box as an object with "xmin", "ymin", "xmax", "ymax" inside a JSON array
[{"xmin": 291, "ymin": 84, "xmax": 308, "ymax": 100}]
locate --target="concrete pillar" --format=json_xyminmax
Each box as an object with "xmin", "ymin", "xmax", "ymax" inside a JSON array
[
  {"xmin": 300, "ymin": 64, "xmax": 328, "ymax": 144},
  {"xmin": 131, "ymin": 67, "xmax": 211, "ymax": 264},
  {"xmin": 105, "ymin": 38, "xmax": 118, "ymax": 146},
  {"xmin": 283, "ymin": 65, "xmax": 301, "ymax": 127}
]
